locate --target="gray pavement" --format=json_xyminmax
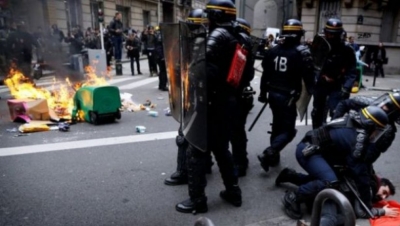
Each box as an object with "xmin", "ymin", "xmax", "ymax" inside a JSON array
[{"xmin": 0, "ymin": 59, "xmax": 399, "ymax": 226}]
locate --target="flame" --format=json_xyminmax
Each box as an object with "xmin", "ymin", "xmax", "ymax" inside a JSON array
[
  {"xmin": 4, "ymin": 64, "xmax": 110, "ymax": 120},
  {"xmin": 183, "ymin": 64, "xmax": 190, "ymax": 110}
]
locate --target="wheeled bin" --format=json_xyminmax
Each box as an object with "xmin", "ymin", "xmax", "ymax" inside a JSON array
[{"xmin": 71, "ymin": 85, "xmax": 121, "ymax": 124}]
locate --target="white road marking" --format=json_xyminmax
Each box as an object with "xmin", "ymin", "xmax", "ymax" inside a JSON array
[
  {"xmin": 0, "ymin": 131, "xmax": 178, "ymax": 157},
  {"xmin": 118, "ymin": 77, "xmax": 158, "ymax": 90}
]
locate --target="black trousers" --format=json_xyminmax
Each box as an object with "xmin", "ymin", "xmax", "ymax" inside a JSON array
[
  {"xmin": 129, "ymin": 52, "xmax": 140, "ymax": 74},
  {"xmin": 157, "ymin": 58, "xmax": 167, "ymax": 89},
  {"xmin": 374, "ymin": 62, "xmax": 385, "ymax": 78},
  {"xmin": 231, "ymin": 95, "xmax": 253, "ymax": 167},
  {"xmin": 147, "ymin": 50, "xmax": 158, "ymax": 74}
]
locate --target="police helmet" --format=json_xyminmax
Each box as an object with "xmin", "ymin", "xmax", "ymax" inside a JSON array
[
  {"xmin": 187, "ymin": 9, "xmax": 209, "ymax": 24},
  {"xmin": 324, "ymin": 18, "xmax": 344, "ymax": 41},
  {"xmin": 371, "ymin": 92, "xmax": 400, "ymax": 123},
  {"xmin": 236, "ymin": 18, "xmax": 251, "ymax": 35},
  {"xmin": 205, "ymin": 0, "xmax": 236, "ymax": 23},
  {"xmin": 359, "ymin": 106, "xmax": 388, "ymax": 129},
  {"xmin": 281, "ymin": 19, "xmax": 304, "ymax": 39}
]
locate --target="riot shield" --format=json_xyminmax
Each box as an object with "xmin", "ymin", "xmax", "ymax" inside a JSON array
[
  {"xmin": 311, "ymin": 34, "xmax": 331, "ymax": 72},
  {"xmin": 296, "ymin": 80, "xmax": 312, "ymax": 122},
  {"xmin": 160, "ymin": 23, "xmax": 182, "ymax": 123},
  {"xmin": 180, "ymin": 21, "xmax": 208, "ymax": 152}
]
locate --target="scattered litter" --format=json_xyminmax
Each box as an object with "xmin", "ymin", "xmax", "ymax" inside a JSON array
[
  {"xmin": 19, "ymin": 124, "xmax": 50, "ymax": 133},
  {"xmin": 145, "ymin": 107, "xmax": 150, "ymax": 111},
  {"xmin": 58, "ymin": 122, "xmax": 70, "ymax": 132},
  {"xmin": 14, "ymin": 134, "xmax": 29, "ymax": 137},
  {"xmin": 148, "ymin": 111, "xmax": 159, "ymax": 117},
  {"xmin": 157, "ymin": 97, "xmax": 164, "ymax": 100},
  {"xmin": 161, "ymin": 172, "xmax": 166, "ymax": 175},
  {"xmin": 164, "ymin": 107, "xmax": 172, "ymax": 116},
  {"xmin": 136, "ymin": 126, "xmax": 146, "ymax": 133},
  {"xmin": 143, "ymin": 100, "xmax": 152, "ymax": 106},
  {"xmin": 6, "ymin": 128, "xmax": 18, "ymax": 133}
]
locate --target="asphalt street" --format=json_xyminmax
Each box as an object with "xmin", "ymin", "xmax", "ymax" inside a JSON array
[{"xmin": 0, "ymin": 60, "xmax": 400, "ymax": 226}]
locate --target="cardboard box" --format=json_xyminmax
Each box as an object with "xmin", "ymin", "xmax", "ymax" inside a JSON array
[{"xmin": 7, "ymin": 99, "xmax": 51, "ymax": 122}]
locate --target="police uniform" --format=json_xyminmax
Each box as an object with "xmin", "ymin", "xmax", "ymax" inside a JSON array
[
  {"xmin": 258, "ymin": 19, "xmax": 315, "ymax": 173},
  {"xmin": 333, "ymin": 92, "xmax": 400, "ymax": 163},
  {"xmin": 176, "ymin": 0, "xmax": 242, "ymax": 213},
  {"xmin": 311, "ymin": 18, "xmax": 357, "ymax": 129},
  {"xmin": 164, "ymin": 9, "xmax": 213, "ymax": 186},
  {"xmin": 281, "ymin": 106, "xmax": 388, "ymax": 219},
  {"xmin": 230, "ymin": 18, "xmax": 255, "ymax": 177}
]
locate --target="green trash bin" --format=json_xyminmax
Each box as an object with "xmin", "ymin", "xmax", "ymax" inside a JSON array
[{"xmin": 71, "ymin": 85, "xmax": 122, "ymax": 124}]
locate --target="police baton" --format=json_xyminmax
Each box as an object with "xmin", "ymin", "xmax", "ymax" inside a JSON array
[
  {"xmin": 248, "ymin": 101, "xmax": 268, "ymax": 132},
  {"xmin": 343, "ymin": 176, "xmax": 375, "ymax": 219}
]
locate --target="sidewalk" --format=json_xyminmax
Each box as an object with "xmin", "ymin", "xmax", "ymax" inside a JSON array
[{"xmin": 356, "ymin": 74, "xmax": 400, "ymax": 97}]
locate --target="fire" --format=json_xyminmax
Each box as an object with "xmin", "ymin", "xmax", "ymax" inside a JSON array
[
  {"xmin": 4, "ymin": 64, "xmax": 109, "ymax": 119},
  {"xmin": 183, "ymin": 64, "xmax": 190, "ymax": 110}
]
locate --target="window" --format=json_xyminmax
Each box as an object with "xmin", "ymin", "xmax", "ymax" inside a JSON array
[{"xmin": 143, "ymin": 10, "xmax": 150, "ymax": 27}]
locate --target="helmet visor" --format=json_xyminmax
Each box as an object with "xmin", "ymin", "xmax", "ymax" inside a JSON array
[
  {"xmin": 369, "ymin": 125, "xmax": 389, "ymax": 143},
  {"xmin": 372, "ymin": 93, "xmax": 400, "ymax": 121}
]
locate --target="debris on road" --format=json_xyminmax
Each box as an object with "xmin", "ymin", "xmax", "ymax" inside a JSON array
[
  {"xmin": 6, "ymin": 128, "xmax": 18, "ymax": 133},
  {"xmin": 136, "ymin": 126, "xmax": 146, "ymax": 133},
  {"xmin": 120, "ymin": 93, "xmax": 157, "ymax": 112},
  {"xmin": 148, "ymin": 111, "xmax": 159, "ymax": 117},
  {"xmin": 164, "ymin": 107, "xmax": 171, "ymax": 116},
  {"xmin": 19, "ymin": 124, "xmax": 50, "ymax": 133}
]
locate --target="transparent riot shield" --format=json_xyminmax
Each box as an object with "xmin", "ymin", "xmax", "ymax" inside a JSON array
[
  {"xmin": 160, "ymin": 23, "xmax": 182, "ymax": 123},
  {"xmin": 180, "ymin": 21, "xmax": 208, "ymax": 152}
]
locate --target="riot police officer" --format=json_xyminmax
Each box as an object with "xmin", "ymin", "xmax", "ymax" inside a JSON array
[
  {"xmin": 281, "ymin": 106, "xmax": 388, "ymax": 219},
  {"xmin": 311, "ymin": 18, "xmax": 357, "ymax": 129},
  {"xmin": 257, "ymin": 19, "xmax": 315, "ymax": 173},
  {"xmin": 333, "ymin": 92, "xmax": 400, "ymax": 163},
  {"xmin": 175, "ymin": 0, "xmax": 242, "ymax": 213},
  {"xmin": 230, "ymin": 18, "xmax": 255, "ymax": 177},
  {"xmin": 164, "ymin": 8, "xmax": 212, "ymax": 186}
]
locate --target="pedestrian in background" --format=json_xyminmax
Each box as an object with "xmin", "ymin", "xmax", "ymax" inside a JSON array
[
  {"xmin": 109, "ymin": 12, "xmax": 124, "ymax": 62},
  {"xmin": 372, "ymin": 42, "xmax": 387, "ymax": 78},
  {"xmin": 141, "ymin": 25, "xmax": 158, "ymax": 77},
  {"xmin": 125, "ymin": 30, "xmax": 142, "ymax": 76}
]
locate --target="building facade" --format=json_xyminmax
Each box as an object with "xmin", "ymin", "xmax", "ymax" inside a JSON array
[
  {"xmin": 0, "ymin": 0, "xmax": 206, "ymax": 34},
  {"xmin": 300, "ymin": 0, "xmax": 400, "ymax": 74}
]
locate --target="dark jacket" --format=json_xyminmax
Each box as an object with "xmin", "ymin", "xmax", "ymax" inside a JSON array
[
  {"xmin": 109, "ymin": 19, "xmax": 123, "ymax": 37},
  {"xmin": 260, "ymin": 42, "xmax": 314, "ymax": 97},
  {"xmin": 125, "ymin": 37, "xmax": 141, "ymax": 57},
  {"xmin": 373, "ymin": 47, "xmax": 386, "ymax": 63}
]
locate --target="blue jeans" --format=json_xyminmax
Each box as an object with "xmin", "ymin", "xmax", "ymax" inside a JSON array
[
  {"xmin": 113, "ymin": 36, "xmax": 123, "ymax": 60},
  {"xmin": 295, "ymin": 142, "xmax": 338, "ymax": 197}
]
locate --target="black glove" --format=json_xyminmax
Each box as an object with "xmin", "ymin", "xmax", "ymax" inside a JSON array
[
  {"xmin": 258, "ymin": 95, "xmax": 268, "ymax": 103},
  {"xmin": 340, "ymin": 87, "xmax": 350, "ymax": 99}
]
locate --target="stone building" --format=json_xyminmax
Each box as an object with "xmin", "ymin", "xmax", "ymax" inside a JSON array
[
  {"xmin": 299, "ymin": 0, "xmax": 400, "ymax": 74},
  {"xmin": 0, "ymin": 0, "xmax": 206, "ymax": 34},
  {"xmin": 238, "ymin": 0, "xmax": 400, "ymax": 74}
]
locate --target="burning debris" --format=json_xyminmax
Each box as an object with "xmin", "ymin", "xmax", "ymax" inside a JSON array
[{"xmin": 4, "ymin": 66, "xmax": 109, "ymax": 120}]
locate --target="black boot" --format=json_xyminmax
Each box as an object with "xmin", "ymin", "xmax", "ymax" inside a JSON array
[
  {"xmin": 258, "ymin": 147, "xmax": 280, "ymax": 173},
  {"xmin": 275, "ymin": 168, "xmax": 298, "ymax": 186},
  {"xmin": 220, "ymin": 185, "xmax": 242, "ymax": 207},
  {"xmin": 165, "ymin": 131, "xmax": 188, "ymax": 186},
  {"xmin": 282, "ymin": 191, "xmax": 303, "ymax": 219},
  {"xmin": 164, "ymin": 171, "xmax": 187, "ymax": 185},
  {"xmin": 176, "ymin": 144, "xmax": 208, "ymax": 214},
  {"xmin": 176, "ymin": 197, "xmax": 208, "ymax": 214}
]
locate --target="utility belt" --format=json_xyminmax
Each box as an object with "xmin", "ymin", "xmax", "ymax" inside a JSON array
[{"xmin": 267, "ymin": 84, "xmax": 299, "ymax": 96}]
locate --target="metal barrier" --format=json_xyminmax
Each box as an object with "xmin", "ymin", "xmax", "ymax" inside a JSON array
[
  {"xmin": 310, "ymin": 189, "xmax": 356, "ymax": 226},
  {"xmin": 194, "ymin": 217, "xmax": 215, "ymax": 226}
]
